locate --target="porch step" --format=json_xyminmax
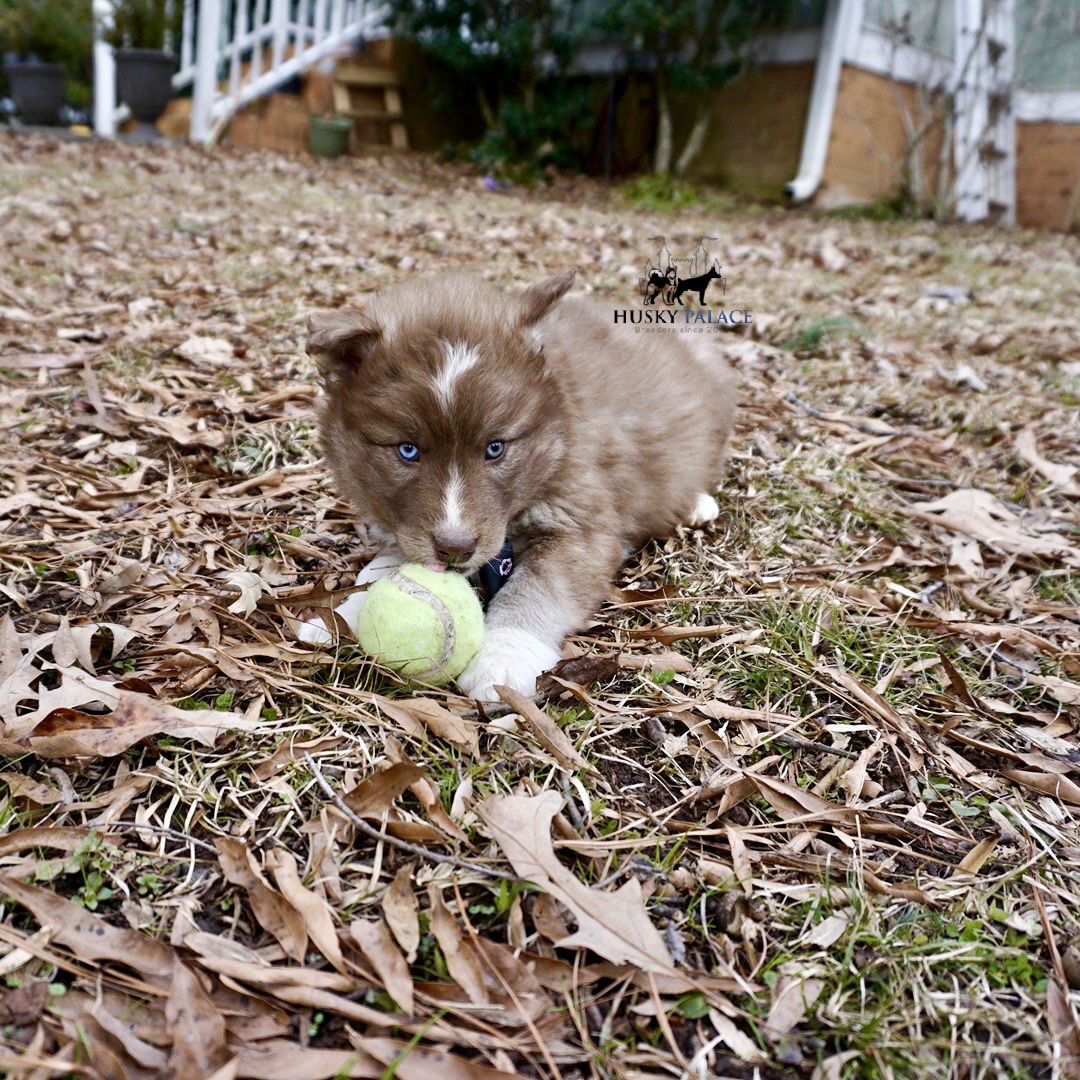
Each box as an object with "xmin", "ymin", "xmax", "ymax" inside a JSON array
[
  {"xmin": 334, "ymin": 64, "xmax": 400, "ymax": 87},
  {"xmin": 332, "ymin": 63, "xmax": 409, "ymax": 151},
  {"xmin": 338, "ymin": 107, "xmax": 405, "ymax": 122}
]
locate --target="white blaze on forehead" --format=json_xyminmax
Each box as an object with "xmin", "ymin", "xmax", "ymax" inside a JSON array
[
  {"xmin": 440, "ymin": 467, "xmax": 466, "ymax": 533},
  {"xmin": 433, "ymin": 340, "xmax": 482, "ymax": 410}
]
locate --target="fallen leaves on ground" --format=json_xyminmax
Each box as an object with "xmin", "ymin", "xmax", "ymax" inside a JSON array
[
  {"xmin": 479, "ymin": 791, "xmax": 676, "ymax": 974},
  {"xmin": 1, "ymin": 133, "xmax": 1077, "ymax": 1077}
]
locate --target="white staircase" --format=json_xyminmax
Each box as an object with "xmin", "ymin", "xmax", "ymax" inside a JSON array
[
  {"xmin": 93, "ymin": 0, "xmax": 388, "ymax": 144},
  {"xmin": 953, "ymin": 0, "xmax": 1016, "ymax": 223}
]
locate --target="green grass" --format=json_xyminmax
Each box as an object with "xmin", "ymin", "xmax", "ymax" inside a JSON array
[
  {"xmin": 617, "ymin": 174, "xmax": 738, "ymax": 213},
  {"xmin": 781, "ymin": 315, "xmax": 860, "ymax": 352}
]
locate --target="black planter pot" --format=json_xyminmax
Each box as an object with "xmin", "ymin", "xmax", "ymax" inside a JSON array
[
  {"xmin": 4, "ymin": 60, "xmax": 65, "ymax": 125},
  {"xmin": 115, "ymin": 48, "xmax": 177, "ymax": 141}
]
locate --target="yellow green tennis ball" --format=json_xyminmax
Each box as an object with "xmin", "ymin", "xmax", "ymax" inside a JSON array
[{"xmin": 354, "ymin": 564, "xmax": 484, "ymax": 684}]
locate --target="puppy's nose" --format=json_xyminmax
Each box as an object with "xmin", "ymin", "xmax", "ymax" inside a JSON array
[{"xmin": 433, "ymin": 533, "xmax": 478, "ymax": 565}]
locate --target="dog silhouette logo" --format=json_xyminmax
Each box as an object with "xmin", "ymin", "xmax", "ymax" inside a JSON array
[{"xmin": 639, "ymin": 236, "xmax": 725, "ymax": 306}]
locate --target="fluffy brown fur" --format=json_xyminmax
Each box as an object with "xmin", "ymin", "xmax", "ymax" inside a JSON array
[{"xmin": 307, "ymin": 271, "xmax": 736, "ymax": 700}]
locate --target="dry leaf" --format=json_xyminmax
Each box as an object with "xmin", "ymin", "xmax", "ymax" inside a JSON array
[
  {"xmin": 1028, "ymin": 674, "xmax": 1080, "ymax": 705},
  {"xmin": 907, "ymin": 488, "xmax": 1079, "ymax": 562},
  {"xmin": 813, "ymin": 1050, "xmax": 863, "ymax": 1080},
  {"xmin": 1048, "ymin": 976, "xmax": 1080, "ymax": 1073},
  {"xmin": 3, "ymin": 660, "xmax": 257, "ymax": 755},
  {"xmin": 1016, "ymin": 428, "xmax": 1080, "ymax": 495},
  {"xmin": 764, "ymin": 972, "xmax": 824, "ymax": 1041},
  {"xmin": 350, "ymin": 918, "xmax": 414, "ymax": 1015},
  {"xmin": 0, "ymin": 826, "xmax": 94, "ymax": 859},
  {"xmin": 708, "ymin": 1009, "xmax": 766, "ymax": 1064},
  {"xmin": 531, "ymin": 893, "xmax": 571, "ymax": 941},
  {"xmin": 177, "ymin": 335, "xmax": 235, "ymax": 365},
  {"xmin": 496, "ymin": 685, "xmax": 591, "ymax": 771},
  {"xmin": 1003, "ymin": 770, "xmax": 1080, "ymax": 807},
  {"xmin": 226, "ymin": 571, "xmax": 270, "ymax": 616},
  {"xmin": 265, "ymin": 848, "xmax": 346, "ymax": 972},
  {"xmin": 0, "ymin": 981, "xmax": 48, "ymax": 1027},
  {"xmin": 375, "ymin": 696, "xmax": 479, "ymax": 752},
  {"xmin": 958, "ymin": 836, "xmax": 998, "ymax": 874},
  {"xmin": 229, "ymin": 1040, "xmax": 384, "ymax": 1079},
  {"xmin": 382, "ymin": 865, "xmax": 420, "ymax": 963},
  {"xmin": 427, "ymin": 886, "xmax": 488, "ymax": 1003},
  {"xmin": 478, "ymin": 791, "xmax": 674, "ymax": 973},
  {"xmin": 800, "ymin": 914, "xmax": 849, "ymax": 949},
  {"xmin": 353, "ymin": 1037, "xmax": 522, "ymax": 1080},
  {"xmin": 0, "ymin": 878, "xmax": 173, "ymax": 981},
  {"xmin": 343, "ymin": 762, "xmax": 426, "ymax": 818},
  {"xmin": 166, "ymin": 960, "xmax": 230, "ymax": 1077},
  {"xmin": 383, "ymin": 739, "xmax": 470, "ymax": 842},
  {"xmin": 216, "ymin": 838, "xmax": 308, "ymax": 962}
]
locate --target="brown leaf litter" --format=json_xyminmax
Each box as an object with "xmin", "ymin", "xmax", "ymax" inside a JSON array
[{"xmin": 1, "ymin": 134, "xmax": 1078, "ymax": 1077}]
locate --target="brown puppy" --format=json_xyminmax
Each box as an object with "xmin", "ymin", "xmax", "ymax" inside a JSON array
[{"xmin": 306, "ymin": 270, "xmax": 736, "ymax": 701}]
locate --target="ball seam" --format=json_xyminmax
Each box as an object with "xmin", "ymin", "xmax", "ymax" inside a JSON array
[{"xmin": 390, "ymin": 570, "xmax": 457, "ymax": 678}]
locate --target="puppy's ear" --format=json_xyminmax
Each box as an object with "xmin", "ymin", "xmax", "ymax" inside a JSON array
[
  {"xmin": 307, "ymin": 309, "xmax": 381, "ymax": 384},
  {"xmin": 518, "ymin": 269, "xmax": 575, "ymax": 327}
]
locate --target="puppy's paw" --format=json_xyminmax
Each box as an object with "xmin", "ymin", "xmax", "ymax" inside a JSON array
[
  {"xmin": 296, "ymin": 588, "xmax": 371, "ymax": 644},
  {"xmin": 297, "ymin": 612, "xmax": 333, "ymax": 645},
  {"xmin": 457, "ymin": 628, "xmax": 562, "ymax": 702},
  {"xmin": 296, "ymin": 555, "xmax": 401, "ymax": 645},
  {"xmin": 687, "ymin": 492, "xmax": 720, "ymax": 527},
  {"xmin": 356, "ymin": 553, "xmax": 403, "ymax": 586}
]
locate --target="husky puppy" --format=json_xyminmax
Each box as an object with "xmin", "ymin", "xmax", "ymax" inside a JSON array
[{"xmin": 304, "ymin": 270, "xmax": 736, "ymax": 701}]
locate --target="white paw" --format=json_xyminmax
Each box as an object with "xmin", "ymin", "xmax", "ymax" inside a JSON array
[
  {"xmin": 355, "ymin": 553, "xmax": 403, "ymax": 586},
  {"xmin": 456, "ymin": 628, "xmax": 562, "ymax": 702},
  {"xmin": 687, "ymin": 492, "xmax": 720, "ymax": 527},
  {"xmin": 297, "ymin": 554, "xmax": 403, "ymax": 644},
  {"xmin": 298, "ymin": 613, "xmax": 333, "ymax": 645}
]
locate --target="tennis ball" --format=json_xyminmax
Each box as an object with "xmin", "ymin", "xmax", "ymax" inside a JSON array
[{"xmin": 354, "ymin": 564, "xmax": 484, "ymax": 684}]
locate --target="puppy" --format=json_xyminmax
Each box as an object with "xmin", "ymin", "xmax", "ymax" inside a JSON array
[{"xmin": 304, "ymin": 270, "xmax": 736, "ymax": 701}]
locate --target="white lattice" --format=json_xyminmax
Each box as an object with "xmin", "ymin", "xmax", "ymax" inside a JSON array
[{"xmin": 954, "ymin": 0, "xmax": 1016, "ymax": 223}]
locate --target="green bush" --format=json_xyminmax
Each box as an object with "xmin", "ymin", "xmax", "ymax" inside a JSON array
[
  {"xmin": 0, "ymin": 0, "xmax": 94, "ymax": 108},
  {"xmin": 388, "ymin": 0, "xmax": 587, "ymax": 178},
  {"xmin": 101, "ymin": 0, "xmax": 183, "ymax": 51},
  {"xmin": 469, "ymin": 86, "xmax": 591, "ymax": 182}
]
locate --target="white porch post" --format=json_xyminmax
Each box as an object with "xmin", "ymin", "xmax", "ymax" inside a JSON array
[
  {"xmin": 191, "ymin": 0, "xmax": 223, "ymax": 144},
  {"xmin": 271, "ymin": 0, "xmax": 288, "ymax": 71},
  {"xmin": 92, "ymin": 0, "xmax": 116, "ymax": 137},
  {"xmin": 954, "ymin": 0, "xmax": 987, "ymax": 221}
]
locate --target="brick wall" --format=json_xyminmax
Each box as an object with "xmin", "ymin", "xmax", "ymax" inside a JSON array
[
  {"xmin": 683, "ymin": 63, "xmax": 816, "ymax": 199},
  {"xmin": 817, "ymin": 65, "xmax": 947, "ymax": 211},
  {"xmin": 1017, "ymin": 121, "xmax": 1080, "ymax": 230}
]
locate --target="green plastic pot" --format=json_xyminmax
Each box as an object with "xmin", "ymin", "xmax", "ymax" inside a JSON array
[{"xmin": 309, "ymin": 115, "xmax": 353, "ymax": 159}]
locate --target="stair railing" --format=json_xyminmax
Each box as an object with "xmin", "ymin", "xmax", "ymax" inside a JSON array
[{"xmin": 93, "ymin": 0, "xmax": 387, "ymax": 144}]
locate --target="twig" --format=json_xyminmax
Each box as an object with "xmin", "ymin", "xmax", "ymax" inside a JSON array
[
  {"xmin": 96, "ymin": 820, "xmax": 219, "ymax": 855},
  {"xmin": 303, "ymin": 753, "xmax": 519, "ymax": 883},
  {"xmin": 762, "ymin": 728, "xmax": 861, "ymax": 760},
  {"xmin": 451, "ymin": 700, "xmax": 522, "ymax": 720},
  {"xmin": 786, "ymin": 393, "xmax": 915, "ymax": 439}
]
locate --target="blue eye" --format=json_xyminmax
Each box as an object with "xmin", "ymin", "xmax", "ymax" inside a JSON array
[
  {"xmin": 485, "ymin": 441, "xmax": 505, "ymax": 461},
  {"xmin": 397, "ymin": 443, "xmax": 420, "ymax": 462}
]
